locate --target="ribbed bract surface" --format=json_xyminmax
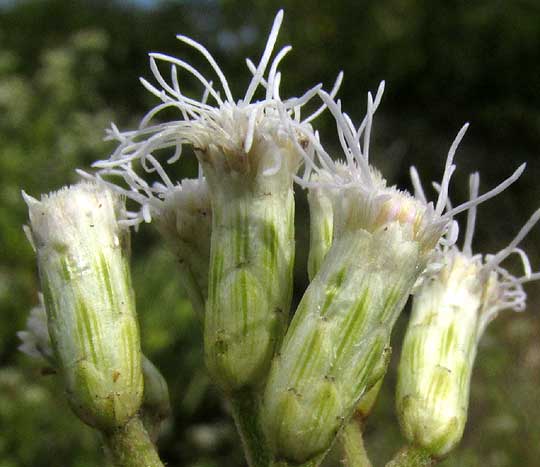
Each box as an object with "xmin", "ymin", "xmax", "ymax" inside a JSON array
[
  {"xmin": 263, "ymin": 223, "xmax": 423, "ymax": 463},
  {"xmin": 201, "ymin": 136, "xmax": 297, "ymax": 392},
  {"xmin": 28, "ymin": 184, "xmax": 143, "ymax": 430},
  {"xmin": 307, "ymin": 184, "xmax": 334, "ymax": 280},
  {"xmin": 397, "ymin": 254, "xmax": 480, "ymax": 456}
]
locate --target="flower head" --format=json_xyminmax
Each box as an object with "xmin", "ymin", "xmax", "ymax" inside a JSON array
[
  {"xmin": 81, "ymin": 10, "xmax": 342, "ymax": 227},
  {"xmin": 155, "ymin": 176, "xmax": 212, "ymax": 315},
  {"xmin": 23, "ymin": 182, "xmax": 144, "ymax": 431},
  {"xmin": 396, "ymin": 172, "xmax": 540, "ymax": 456}
]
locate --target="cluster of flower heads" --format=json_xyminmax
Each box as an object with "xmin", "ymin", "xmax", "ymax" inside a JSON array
[{"xmin": 77, "ymin": 10, "xmax": 540, "ymax": 326}]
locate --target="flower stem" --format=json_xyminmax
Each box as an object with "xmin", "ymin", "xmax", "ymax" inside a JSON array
[
  {"xmin": 340, "ymin": 419, "xmax": 372, "ymax": 467},
  {"xmin": 103, "ymin": 416, "xmax": 164, "ymax": 467},
  {"xmin": 385, "ymin": 445, "xmax": 436, "ymax": 467},
  {"xmin": 229, "ymin": 390, "xmax": 272, "ymax": 467},
  {"xmin": 271, "ymin": 460, "xmax": 323, "ymax": 467}
]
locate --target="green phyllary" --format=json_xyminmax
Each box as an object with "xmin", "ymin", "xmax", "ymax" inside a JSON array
[
  {"xmin": 396, "ymin": 173, "xmax": 540, "ymax": 457},
  {"xmin": 24, "ymin": 182, "xmax": 143, "ymax": 431},
  {"xmin": 261, "ymin": 88, "xmax": 459, "ymax": 464}
]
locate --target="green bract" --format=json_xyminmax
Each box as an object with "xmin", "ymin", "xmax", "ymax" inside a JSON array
[
  {"xmin": 397, "ymin": 253, "xmax": 479, "ymax": 456},
  {"xmin": 24, "ymin": 182, "xmax": 143, "ymax": 431},
  {"xmin": 140, "ymin": 355, "xmax": 171, "ymax": 442},
  {"xmin": 397, "ymin": 174, "xmax": 540, "ymax": 457},
  {"xmin": 155, "ymin": 178, "xmax": 212, "ymax": 316},
  {"xmin": 201, "ymin": 134, "xmax": 298, "ymax": 391},
  {"xmin": 306, "ymin": 171, "xmax": 335, "ymax": 280},
  {"xmin": 261, "ymin": 88, "xmax": 456, "ymax": 464}
]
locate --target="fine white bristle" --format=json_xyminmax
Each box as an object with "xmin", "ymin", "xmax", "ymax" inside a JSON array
[
  {"xmin": 304, "ymin": 71, "xmax": 344, "ymax": 124},
  {"xmin": 243, "ymin": 9, "xmax": 284, "ymax": 105},
  {"xmin": 244, "ymin": 107, "xmax": 258, "ymax": 153},
  {"xmin": 267, "ymin": 45, "xmax": 292, "ymax": 100},
  {"xmin": 150, "ymin": 52, "xmax": 223, "ymax": 104},
  {"xmin": 462, "ymin": 172, "xmax": 480, "ymax": 256},
  {"xmin": 363, "ymin": 91, "xmax": 374, "ymax": 163},
  {"xmin": 435, "ymin": 123, "xmax": 469, "ymax": 216},
  {"xmin": 176, "ymin": 34, "xmax": 235, "ymax": 104},
  {"xmin": 409, "ymin": 166, "xmax": 427, "ymax": 204},
  {"xmin": 446, "ymin": 163, "xmax": 526, "ymax": 219},
  {"xmin": 353, "ymin": 80, "xmax": 385, "ymax": 148},
  {"xmin": 485, "ymin": 207, "xmax": 540, "ymax": 272}
]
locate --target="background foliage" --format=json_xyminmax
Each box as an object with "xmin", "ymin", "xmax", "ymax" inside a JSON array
[{"xmin": 1, "ymin": 1, "xmax": 539, "ymax": 466}]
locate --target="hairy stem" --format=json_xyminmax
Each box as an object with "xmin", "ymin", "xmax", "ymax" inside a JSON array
[
  {"xmin": 340, "ymin": 419, "xmax": 372, "ymax": 467},
  {"xmin": 272, "ymin": 461, "xmax": 322, "ymax": 467},
  {"xmin": 386, "ymin": 445, "xmax": 436, "ymax": 467},
  {"xmin": 230, "ymin": 390, "xmax": 273, "ymax": 467},
  {"xmin": 103, "ymin": 416, "xmax": 164, "ymax": 467}
]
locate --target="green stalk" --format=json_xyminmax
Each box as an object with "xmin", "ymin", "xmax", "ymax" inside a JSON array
[
  {"xmin": 385, "ymin": 445, "xmax": 435, "ymax": 467},
  {"xmin": 271, "ymin": 459, "xmax": 323, "ymax": 467},
  {"xmin": 340, "ymin": 419, "xmax": 372, "ymax": 467},
  {"xmin": 229, "ymin": 390, "xmax": 272, "ymax": 467},
  {"xmin": 103, "ymin": 416, "xmax": 164, "ymax": 467}
]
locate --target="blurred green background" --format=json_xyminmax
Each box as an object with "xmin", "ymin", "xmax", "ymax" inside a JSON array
[{"xmin": 1, "ymin": 0, "xmax": 539, "ymax": 466}]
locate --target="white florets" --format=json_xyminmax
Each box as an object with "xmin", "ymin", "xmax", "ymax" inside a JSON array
[
  {"xmin": 23, "ymin": 182, "xmax": 125, "ymax": 249},
  {"xmin": 81, "ymin": 11, "xmax": 342, "ymax": 228},
  {"xmin": 81, "ymin": 159, "xmax": 209, "ymax": 229},
  {"xmin": 292, "ymin": 82, "xmax": 455, "ymax": 249},
  {"xmin": 418, "ymin": 170, "xmax": 540, "ymax": 337},
  {"xmin": 153, "ymin": 176, "xmax": 211, "ymax": 244},
  {"xmin": 295, "ymin": 82, "xmax": 527, "ymax": 257}
]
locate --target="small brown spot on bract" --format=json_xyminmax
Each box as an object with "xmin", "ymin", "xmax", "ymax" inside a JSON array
[
  {"xmin": 287, "ymin": 387, "xmax": 302, "ymax": 398},
  {"xmin": 112, "ymin": 370, "xmax": 121, "ymax": 382},
  {"xmin": 436, "ymin": 364, "xmax": 451, "ymax": 374}
]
